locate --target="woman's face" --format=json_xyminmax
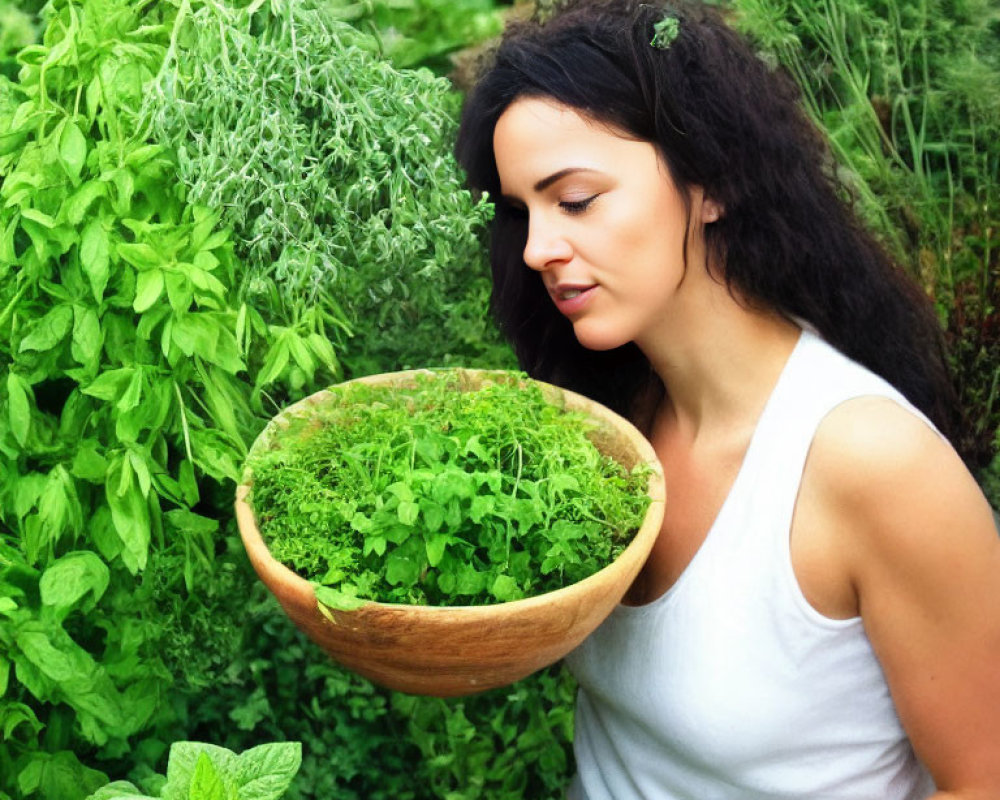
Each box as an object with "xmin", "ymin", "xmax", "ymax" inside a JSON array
[{"xmin": 493, "ymin": 97, "xmax": 718, "ymax": 352}]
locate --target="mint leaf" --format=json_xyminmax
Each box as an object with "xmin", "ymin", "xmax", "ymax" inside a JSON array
[
  {"xmin": 188, "ymin": 753, "xmax": 231, "ymax": 800},
  {"xmin": 39, "ymin": 551, "xmax": 110, "ymax": 612},
  {"xmin": 18, "ymin": 305, "xmax": 73, "ymax": 353},
  {"xmin": 162, "ymin": 744, "xmax": 237, "ymax": 800},
  {"xmin": 232, "ymin": 742, "xmax": 302, "ymax": 800},
  {"xmin": 85, "ymin": 781, "xmax": 156, "ymax": 799},
  {"xmin": 313, "ymin": 583, "xmax": 366, "ymax": 613}
]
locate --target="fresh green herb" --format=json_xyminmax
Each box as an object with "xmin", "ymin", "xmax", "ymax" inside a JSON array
[
  {"xmin": 650, "ymin": 14, "xmax": 680, "ymax": 50},
  {"xmin": 321, "ymin": 0, "xmax": 508, "ymax": 75},
  {"xmin": 246, "ymin": 372, "xmax": 652, "ymax": 607},
  {"xmin": 141, "ymin": 0, "xmax": 504, "ymax": 386},
  {"xmin": 85, "ymin": 740, "xmax": 302, "ymax": 800},
  {"xmin": 731, "ymin": 0, "xmax": 1000, "ymax": 479}
]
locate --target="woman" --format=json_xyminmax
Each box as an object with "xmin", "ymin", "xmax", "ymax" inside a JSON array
[{"xmin": 455, "ymin": 1, "xmax": 1000, "ymax": 798}]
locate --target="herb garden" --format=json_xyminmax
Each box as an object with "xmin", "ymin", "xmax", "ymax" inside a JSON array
[{"xmin": 0, "ymin": 0, "xmax": 996, "ymax": 798}]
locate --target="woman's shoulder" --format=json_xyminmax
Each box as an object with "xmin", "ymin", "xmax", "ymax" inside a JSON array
[
  {"xmin": 800, "ymin": 395, "xmax": 1000, "ymax": 796},
  {"xmin": 811, "ymin": 394, "xmax": 942, "ymax": 478},
  {"xmin": 804, "ymin": 393, "xmax": 995, "ymax": 566}
]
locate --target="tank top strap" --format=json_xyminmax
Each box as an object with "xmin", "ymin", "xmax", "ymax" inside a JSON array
[{"xmin": 738, "ymin": 328, "xmax": 932, "ymax": 549}]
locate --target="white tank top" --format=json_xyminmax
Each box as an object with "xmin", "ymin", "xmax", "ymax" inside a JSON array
[{"xmin": 565, "ymin": 329, "xmax": 937, "ymax": 800}]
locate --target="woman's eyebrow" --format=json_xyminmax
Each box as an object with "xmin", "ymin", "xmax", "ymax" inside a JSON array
[
  {"xmin": 534, "ymin": 166, "xmax": 599, "ymax": 192},
  {"xmin": 500, "ymin": 167, "xmax": 600, "ymax": 203}
]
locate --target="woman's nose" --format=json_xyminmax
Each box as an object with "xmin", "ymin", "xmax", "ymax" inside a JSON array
[{"xmin": 522, "ymin": 215, "xmax": 572, "ymax": 271}]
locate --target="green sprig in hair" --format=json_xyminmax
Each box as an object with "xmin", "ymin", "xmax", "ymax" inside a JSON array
[{"xmin": 650, "ymin": 13, "xmax": 680, "ymax": 49}]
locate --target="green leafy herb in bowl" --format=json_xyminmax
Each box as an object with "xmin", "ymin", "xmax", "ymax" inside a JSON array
[{"xmin": 235, "ymin": 368, "xmax": 665, "ymax": 696}]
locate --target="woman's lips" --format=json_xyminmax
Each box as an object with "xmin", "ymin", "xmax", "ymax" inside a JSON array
[{"xmin": 550, "ymin": 285, "xmax": 597, "ymax": 316}]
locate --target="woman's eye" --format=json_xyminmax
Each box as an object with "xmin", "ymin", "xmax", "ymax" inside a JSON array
[{"xmin": 560, "ymin": 195, "xmax": 598, "ymax": 215}]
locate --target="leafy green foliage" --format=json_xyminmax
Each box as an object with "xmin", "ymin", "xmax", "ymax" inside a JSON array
[
  {"xmin": 86, "ymin": 740, "xmax": 302, "ymax": 800},
  {"xmin": 143, "ymin": 582, "xmax": 577, "ymax": 800},
  {"xmin": 247, "ymin": 372, "xmax": 651, "ymax": 607},
  {"xmin": 389, "ymin": 665, "xmax": 576, "ymax": 800},
  {"xmin": 322, "ymin": 0, "xmax": 509, "ymax": 75},
  {"xmin": 140, "ymin": 0, "xmax": 509, "ymax": 387},
  {"xmin": 730, "ymin": 0, "xmax": 1000, "ymax": 477},
  {"xmin": 0, "ymin": 2, "xmax": 39, "ymax": 81},
  {"xmin": 0, "ymin": 1, "xmax": 560, "ymax": 798},
  {"xmin": 0, "ymin": 0, "xmax": 265, "ymax": 792}
]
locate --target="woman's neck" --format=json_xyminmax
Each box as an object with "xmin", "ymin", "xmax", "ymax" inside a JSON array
[{"xmin": 637, "ymin": 288, "xmax": 801, "ymax": 442}]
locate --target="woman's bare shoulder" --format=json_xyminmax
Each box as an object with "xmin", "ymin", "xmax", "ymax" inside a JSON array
[
  {"xmin": 804, "ymin": 393, "xmax": 994, "ymax": 553},
  {"xmin": 805, "ymin": 395, "xmax": 1000, "ymax": 794}
]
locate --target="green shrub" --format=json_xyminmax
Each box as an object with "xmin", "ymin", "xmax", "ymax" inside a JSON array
[
  {"xmin": 85, "ymin": 740, "xmax": 302, "ymax": 800},
  {"xmin": 141, "ymin": 0, "xmax": 510, "ymax": 388},
  {"xmin": 0, "ymin": 2, "xmax": 562, "ymax": 799},
  {"xmin": 730, "ymin": 0, "xmax": 1000, "ymax": 479}
]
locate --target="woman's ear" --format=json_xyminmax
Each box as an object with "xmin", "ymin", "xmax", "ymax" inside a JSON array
[{"xmin": 701, "ymin": 197, "xmax": 723, "ymax": 223}]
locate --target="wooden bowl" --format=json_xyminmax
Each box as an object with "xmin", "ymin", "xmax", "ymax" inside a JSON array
[{"xmin": 235, "ymin": 369, "xmax": 665, "ymax": 697}]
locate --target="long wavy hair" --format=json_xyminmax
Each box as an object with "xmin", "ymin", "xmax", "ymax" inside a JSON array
[{"xmin": 455, "ymin": 0, "xmax": 960, "ymax": 446}]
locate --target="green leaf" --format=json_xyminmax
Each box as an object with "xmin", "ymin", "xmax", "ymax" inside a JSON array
[
  {"xmin": 463, "ymin": 434, "xmax": 490, "ymax": 464},
  {"xmin": 14, "ymin": 626, "xmax": 93, "ymax": 684},
  {"xmin": 85, "ymin": 780, "xmax": 157, "ymax": 799},
  {"xmin": 178, "ymin": 459, "xmax": 199, "ymax": 506},
  {"xmin": 105, "ymin": 459, "xmax": 150, "ymax": 573},
  {"xmin": 254, "ymin": 338, "xmax": 290, "ymax": 390},
  {"xmin": 82, "ymin": 369, "xmax": 133, "ymax": 402},
  {"xmin": 469, "ymin": 494, "xmax": 495, "ymax": 523},
  {"xmin": 163, "ymin": 743, "xmax": 237, "ymax": 800},
  {"xmin": 396, "ymin": 499, "xmax": 420, "ymax": 526},
  {"xmin": 39, "ymin": 551, "xmax": 110, "ymax": 612},
  {"xmin": 233, "ymin": 742, "xmax": 302, "ymax": 800},
  {"xmin": 71, "ymin": 442, "xmax": 108, "ymax": 483},
  {"xmin": 490, "ymin": 574, "xmax": 522, "ymax": 602},
  {"xmin": 19, "ymin": 305, "xmax": 73, "ymax": 352},
  {"xmin": 90, "ymin": 506, "xmax": 122, "ymax": 562},
  {"xmin": 0, "ymin": 215, "xmax": 18, "ymax": 264},
  {"xmin": 351, "ymin": 513, "xmax": 373, "ymax": 536},
  {"xmin": 425, "ymin": 533, "xmax": 449, "ymax": 567},
  {"xmin": 117, "ymin": 369, "xmax": 143, "ymax": 412},
  {"xmin": 306, "ymin": 333, "xmax": 338, "ymax": 373},
  {"xmin": 1, "ymin": 701, "xmax": 42, "ymax": 740},
  {"xmin": 128, "ymin": 450, "xmax": 152, "ymax": 498},
  {"xmin": 58, "ymin": 120, "xmax": 88, "ymax": 180},
  {"xmin": 421, "ymin": 500, "xmax": 445, "ymax": 533},
  {"xmin": 16, "ymin": 751, "xmax": 106, "ymax": 800},
  {"xmin": 188, "ymin": 429, "xmax": 240, "ymax": 483},
  {"xmin": 203, "ymin": 327, "xmax": 243, "ymax": 374},
  {"xmin": 164, "ymin": 509, "xmax": 218, "ymax": 536},
  {"xmin": 79, "ymin": 220, "xmax": 110, "ymax": 301},
  {"xmin": 385, "ymin": 547, "xmax": 422, "ymax": 587},
  {"xmin": 71, "ymin": 305, "xmax": 102, "ymax": 366},
  {"xmin": 136, "ymin": 303, "xmax": 171, "ymax": 341},
  {"xmin": 20, "ymin": 208, "xmax": 57, "ymax": 229},
  {"xmin": 62, "ymin": 180, "xmax": 107, "ymax": 226},
  {"xmin": 133, "ymin": 269, "xmax": 164, "ymax": 313},
  {"xmin": 314, "ymin": 583, "xmax": 366, "ymax": 613},
  {"xmin": 116, "ymin": 242, "xmax": 161, "ymax": 271},
  {"xmin": 189, "ymin": 753, "xmax": 230, "ymax": 800},
  {"xmin": 171, "ymin": 315, "xmax": 218, "ymax": 357},
  {"xmin": 164, "ymin": 272, "xmax": 193, "ymax": 313},
  {"xmin": 7, "ymin": 373, "xmax": 31, "ymax": 447}
]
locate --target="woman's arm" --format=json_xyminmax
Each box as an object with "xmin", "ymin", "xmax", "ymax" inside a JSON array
[{"xmin": 809, "ymin": 397, "xmax": 1000, "ymax": 798}]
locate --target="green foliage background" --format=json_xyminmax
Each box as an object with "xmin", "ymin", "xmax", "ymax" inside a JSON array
[{"xmin": 0, "ymin": 0, "xmax": 996, "ymax": 798}]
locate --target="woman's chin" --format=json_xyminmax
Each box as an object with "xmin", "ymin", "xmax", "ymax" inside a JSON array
[{"xmin": 572, "ymin": 323, "xmax": 630, "ymax": 352}]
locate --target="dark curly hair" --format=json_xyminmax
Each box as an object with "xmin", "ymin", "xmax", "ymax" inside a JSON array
[{"xmin": 455, "ymin": 0, "xmax": 962, "ymax": 447}]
